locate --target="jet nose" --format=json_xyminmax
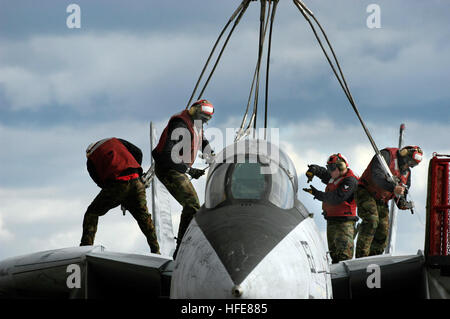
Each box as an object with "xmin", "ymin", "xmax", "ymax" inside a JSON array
[
  {"xmin": 195, "ymin": 203, "xmax": 302, "ymax": 286},
  {"xmin": 170, "ymin": 203, "xmax": 305, "ymax": 299}
]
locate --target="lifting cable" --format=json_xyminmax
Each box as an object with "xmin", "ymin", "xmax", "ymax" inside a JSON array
[
  {"xmin": 293, "ymin": 0, "xmax": 391, "ymax": 176},
  {"xmin": 185, "ymin": 0, "xmax": 278, "ymax": 143},
  {"xmin": 293, "ymin": 0, "xmax": 419, "ymax": 215},
  {"xmin": 236, "ymin": 0, "xmax": 278, "ymax": 142},
  {"xmin": 251, "ymin": 0, "xmax": 269, "ymax": 137},
  {"xmin": 264, "ymin": 0, "xmax": 279, "ymax": 139},
  {"xmin": 186, "ymin": 0, "xmax": 251, "ymax": 109},
  {"xmin": 236, "ymin": 0, "xmax": 270, "ymax": 141}
]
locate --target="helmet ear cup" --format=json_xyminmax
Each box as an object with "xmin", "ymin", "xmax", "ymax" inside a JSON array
[
  {"xmin": 188, "ymin": 105, "xmax": 198, "ymax": 117},
  {"xmin": 336, "ymin": 153, "xmax": 348, "ymax": 171},
  {"xmin": 399, "ymin": 147, "xmax": 409, "ymax": 157},
  {"xmin": 337, "ymin": 161, "xmax": 347, "ymax": 171}
]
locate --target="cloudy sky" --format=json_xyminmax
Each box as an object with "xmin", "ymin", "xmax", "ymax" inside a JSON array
[{"xmin": 0, "ymin": 0, "xmax": 449, "ymax": 261}]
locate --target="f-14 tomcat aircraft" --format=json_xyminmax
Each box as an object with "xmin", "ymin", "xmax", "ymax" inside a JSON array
[
  {"xmin": 0, "ymin": 138, "xmax": 449, "ymax": 299},
  {"xmin": 170, "ymin": 139, "xmax": 332, "ymax": 298}
]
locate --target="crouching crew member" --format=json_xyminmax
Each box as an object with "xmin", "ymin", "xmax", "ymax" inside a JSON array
[
  {"xmin": 80, "ymin": 137, "xmax": 160, "ymax": 254},
  {"xmin": 355, "ymin": 145, "xmax": 423, "ymax": 257}
]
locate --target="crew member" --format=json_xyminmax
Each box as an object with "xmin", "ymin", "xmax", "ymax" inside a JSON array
[
  {"xmin": 355, "ymin": 145, "xmax": 423, "ymax": 257},
  {"xmin": 152, "ymin": 99, "xmax": 215, "ymax": 258},
  {"xmin": 303, "ymin": 153, "xmax": 359, "ymax": 263},
  {"xmin": 80, "ymin": 137, "xmax": 160, "ymax": 254}
]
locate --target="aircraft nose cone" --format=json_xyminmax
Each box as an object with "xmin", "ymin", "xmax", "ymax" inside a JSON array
[
  {"xmin": 196, "ymin": 203, "xmax": 301, "ymax": 286},
  {"xmin": 232, "ymin": 285, "xmax": 243, "ymax": 297},
  {"xmin": 195, "ymin": 203, "xmax": 302, "ymax": 285},
  {"xmin": 170, "ymin": 205, "xmax": 322, "ymax": 299}
]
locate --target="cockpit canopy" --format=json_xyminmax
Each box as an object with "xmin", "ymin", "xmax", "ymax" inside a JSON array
[{"xmin": 205, "ymin": 139, "xmax": 298, "ymax": 210}]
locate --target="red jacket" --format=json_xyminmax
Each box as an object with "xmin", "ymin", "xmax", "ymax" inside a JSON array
[
  {"xmin": 359, "ymin": 148, "xmax": 410, "ymax": 203},
  {"xmin": 154, "ymin": 110, "xmax": 202, "ymax": 168},
  {"xmin": 322, "ymin": 168, "xmax": 358, "ymax": 218},
  {"xmin": 87, "ymin": 138, "xmax": 141, "ymax": 184}
]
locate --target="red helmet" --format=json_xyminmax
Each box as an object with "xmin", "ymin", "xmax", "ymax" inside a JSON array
[
  {"xmin": 190, "ymin": 99, "xmax": 214, "ymax": 122},
  {"xmin": 326, "ymin": 153, "xmax": 348, "ymax": 172}
]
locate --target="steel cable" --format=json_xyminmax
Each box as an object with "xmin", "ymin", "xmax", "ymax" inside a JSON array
[
  {"xmin": 196, "ymin": 1, "xmax": 251, "ymax": 101},
  {"xmin": 293, "ymin": 0, "xmax": 382, "ymax": 159},
  {"xmin": 264, "ymin": 0, "xmax": 279, "ymax": 139},
  {"xmin": 186, "ymin": 0, "xmax": 250, "ymax": 109}
]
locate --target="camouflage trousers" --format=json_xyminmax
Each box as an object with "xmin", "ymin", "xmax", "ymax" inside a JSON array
[
  {"xmin": 155, "ymin": 164, "xmax": 200, "ymax": 258},
  {"xmin": 327, "ymin": 219, "xmax": 356, "ymax": 263},
  {"xmin": 355, "ymin": 186, "xmax": 389, "ymax": 258},
  {"xmin": 80, "ymin": 178, "xmax": 160, "ymax": 254}
]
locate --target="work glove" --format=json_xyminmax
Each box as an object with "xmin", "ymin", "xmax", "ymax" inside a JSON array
[
  {"xmin": 305, "ymin": 164, "xmax": 320, "ymax": 183},
  {"xmin": 187, "ymin": 167, "xmax": 205, "ymax": 179},
  {"xmin": 396, "ymin": 196, "xmax": 414, "ymax": 210},
  {"xmin": 200, "ymin": 149, "xmax": 216, "ymax": 164},
  {"xmin": 302, "ymin": 185, "xmax": 319, "ymax": 197}
]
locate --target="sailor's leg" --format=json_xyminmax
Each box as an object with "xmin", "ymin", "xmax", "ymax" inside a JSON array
[
  {"xmin": 330, "ymin": 220, "xmax": 355, "ymax": 263},
  {"xmin": 156, "ymin": 167, "xmax": 200, "ymax": 258},
  {"xmin": 124, "ymin": 179, "xmax": 160, "ymax": 254},
  {"xmin": 80, "ymin": 184, "xmax": 124, "ymax": 246},
  {"xmin": 369, "ymin": 202, "xmax": 390, "ymax": 256},
  {"xmin": 327, "ymin": 221, "xmax": 338, "ymax": 263},
  {"xmin": 355, "ymin": 187, "xmax": 380, "ymax": 258}
]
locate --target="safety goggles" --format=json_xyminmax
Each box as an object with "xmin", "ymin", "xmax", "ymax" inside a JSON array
[{"xmin": 326, "ymin": 163, "xmax": 338, "ymax": 172}]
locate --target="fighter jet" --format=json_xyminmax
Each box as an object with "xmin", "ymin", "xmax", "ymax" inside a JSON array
[
  {"xmin": 2, "ymin": 123, "xmax": 450, "ymax": 299},
  {"xmin": 170, "ymin": 138, "xmax": 332, "ymax": 298}
]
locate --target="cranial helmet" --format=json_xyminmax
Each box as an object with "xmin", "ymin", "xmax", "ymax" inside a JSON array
[
  {"xmin": 326, "ymin": 153, "xmax": 349, "ymax": 172},
  {"xmin": 189, "ymin": 99, "xmax": 214, "ymax": 123},
  {"xmin": 86, "ymin": 138, "xmax": 110, "ymax": 158},
  {"xmin": 399, "ymin": 145, "xmax": 423, "ymax": 167}
]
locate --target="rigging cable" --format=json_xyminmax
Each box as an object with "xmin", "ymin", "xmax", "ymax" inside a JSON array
[
  {"xmin": 236, "ymin": 0, "xmax": 273, "ymax": 141},
  {"xmin": 293, "ymin": 0, "xmax": 386, "ymax": 165},
  {"xmin": 185, "ymin": 1, "xmax": 277, "ymax": 142},
  {"xmin": 264, "ymin": 0, "xmax": 279, "ymax": 139},
  {"xmin": 293, "ymin": 0, "xmax": 417, "ymax": 214},
  {"xmin": 250, "ymin": 0, "xmax": 268, "ymax": 138},
  {"xmin": 196, "ymin": 1, "xmax": 251, "ymax": 102},
  {"xmin": 236, "ymin": 1, "xmax": 271, "ymax": 141},
  {"xmin": 185, "ymin": 0, "xmax": 250, "ymax": 109}
]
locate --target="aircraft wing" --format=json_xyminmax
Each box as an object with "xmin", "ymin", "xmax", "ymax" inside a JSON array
[
  {"xmin": 331, "ymin": 251, "xmax": 430, "ymax": 298},
  {"xmin": 0, "ymin": 246, "xmax": 174, "ymax": 298}
]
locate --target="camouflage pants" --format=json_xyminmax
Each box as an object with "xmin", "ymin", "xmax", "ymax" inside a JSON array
[
  {"xmin": 80, "ymin": 178, "xmax": 160, "ymax": 253},
  {"xmin": 327, "ymin": 219, "xmax": 355, "ymax": 263},
  {"xmin": 355, "ymin": 187, "xmax": 389, "ymax": 258},
  {"xmin": 155, "ymin": 164, "xmax": 200, "ymax": 257}
]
